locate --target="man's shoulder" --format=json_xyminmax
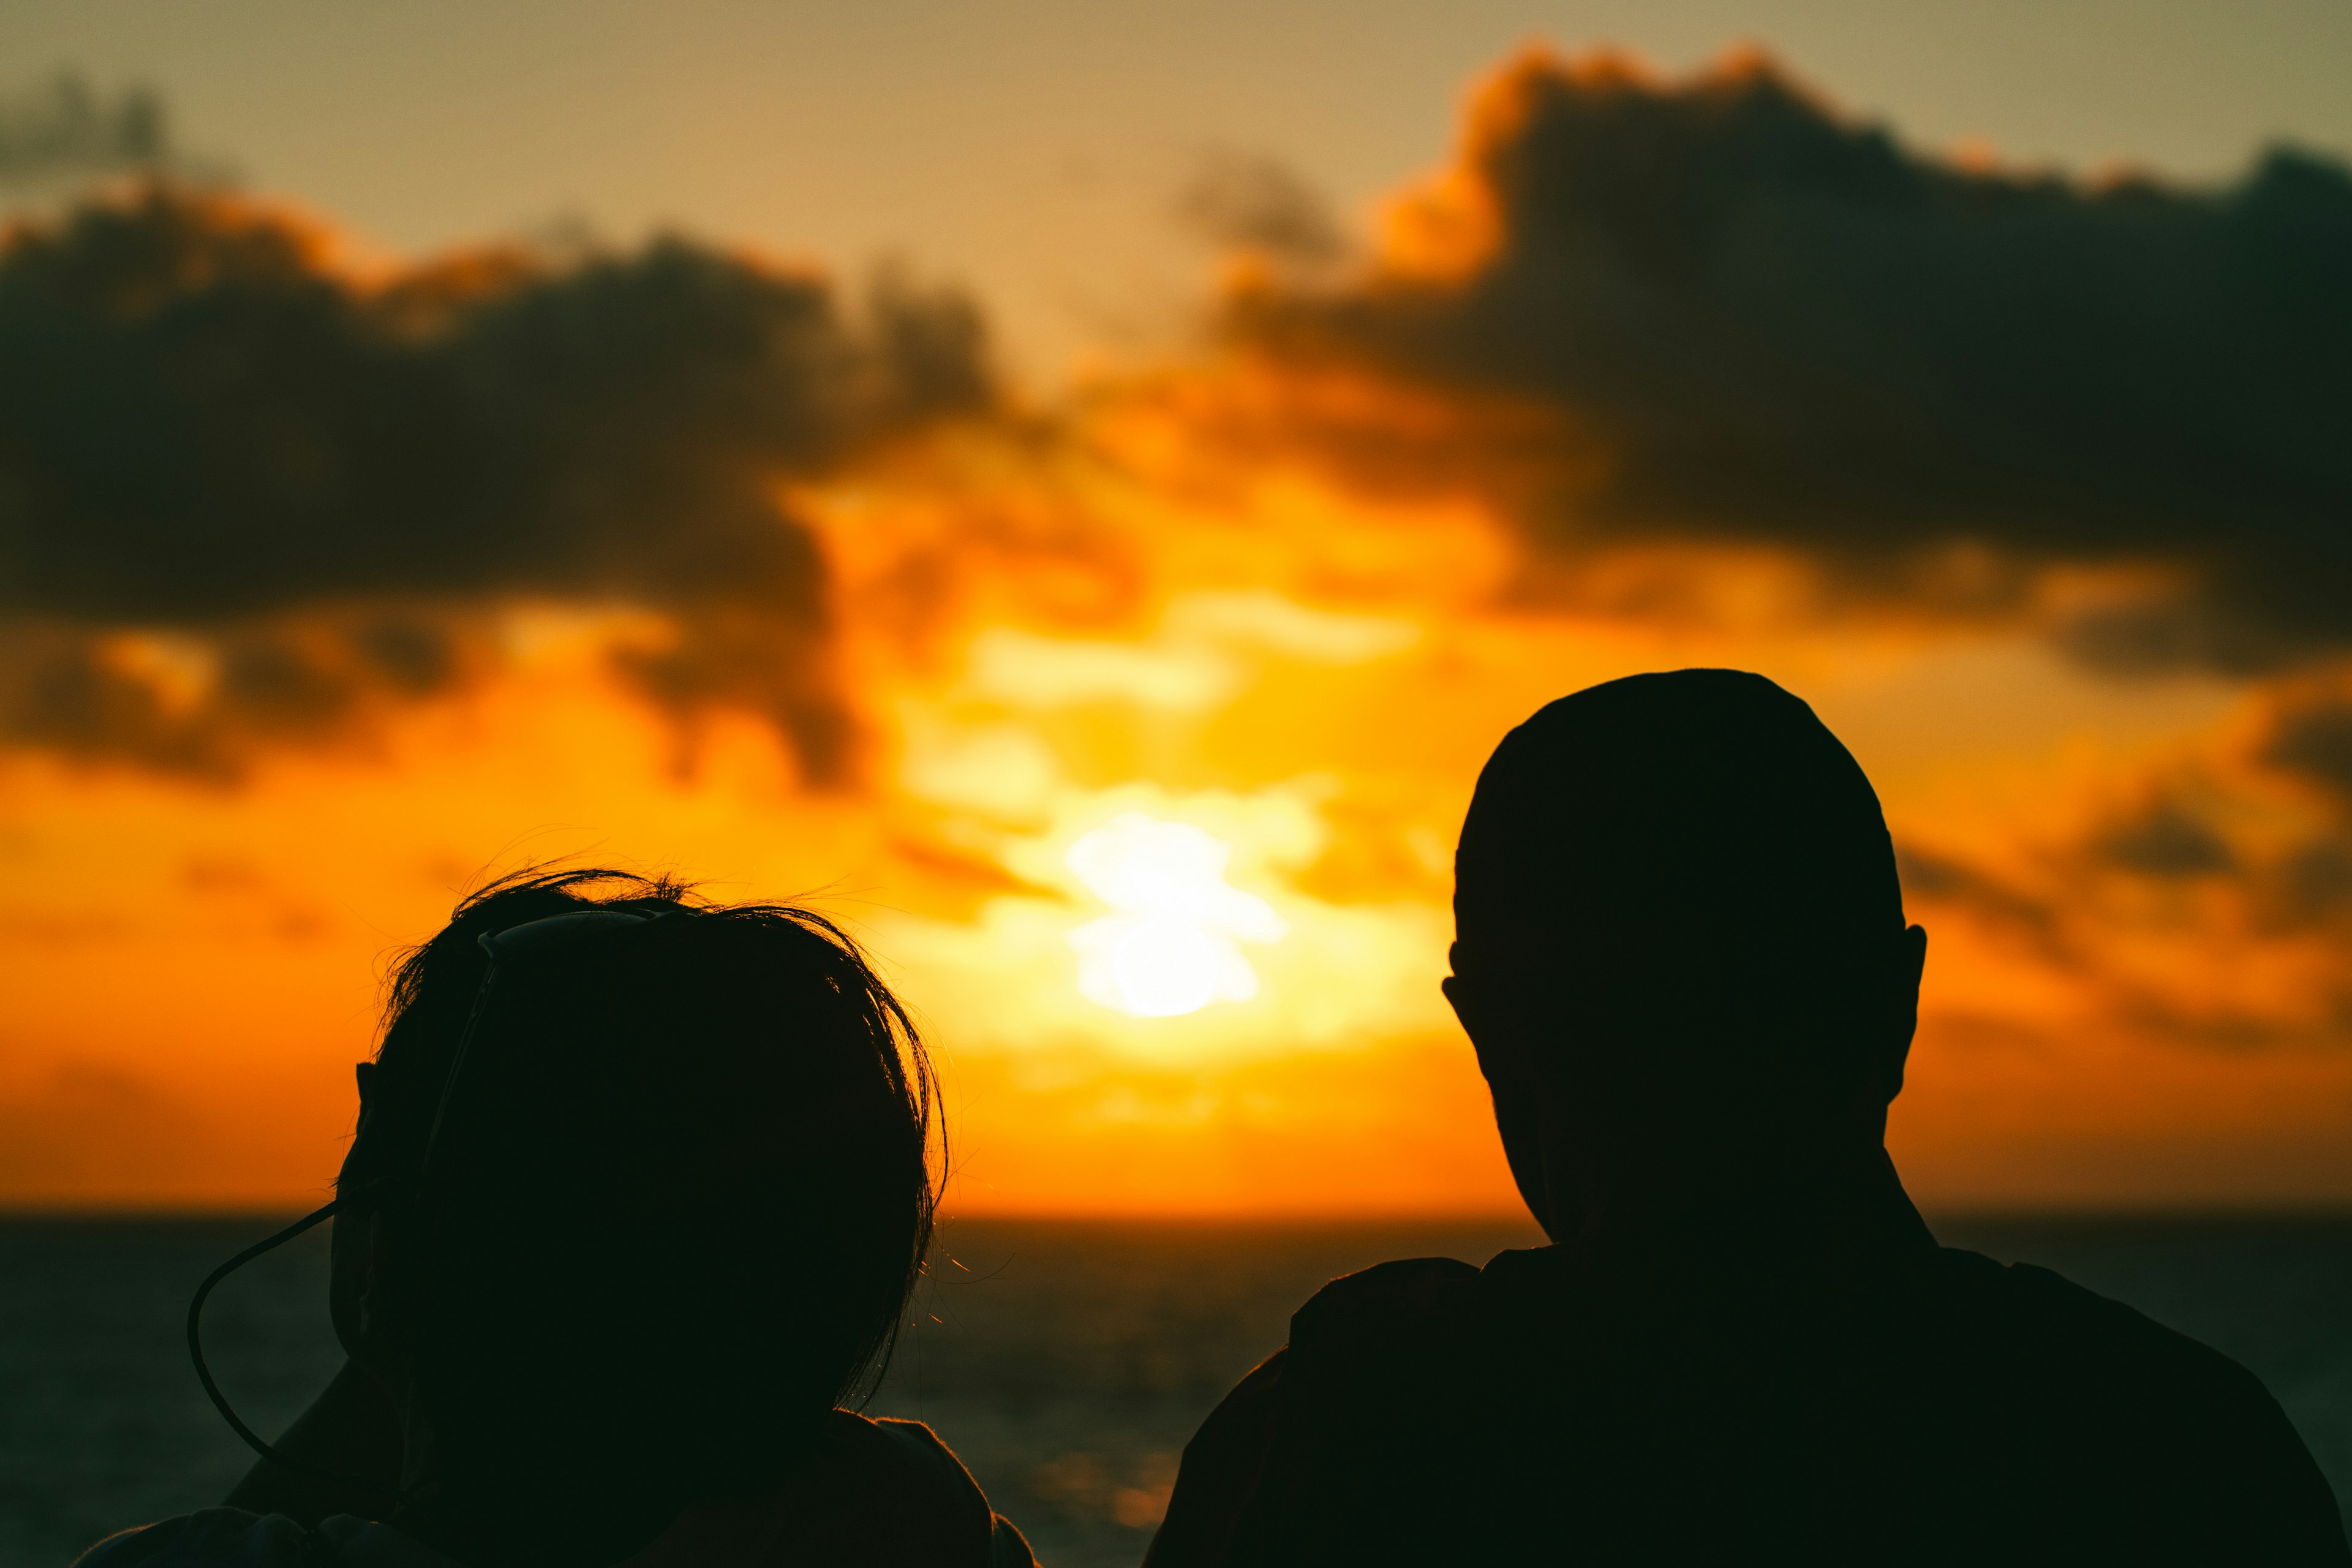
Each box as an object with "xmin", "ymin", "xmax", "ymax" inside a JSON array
[
  {"xmin": 1915, "ymin": 1245, "xmax": 2315, "ymax": 1454},
  {"xmin": 1273, "ymin": 1253, "xmax": 1526, "ymax": 1420},
  {"xmin": 1921, "ymin": 1245, "xmax": 2264, "ymax": 1382},
  {"xmin": 1913, "ymin": 1246, "xmax": 2347, "ymax": 1556},
  {"xmin": 1153, "ymin": 1240, "xmax": 2348, "ymax": 1566},
  {"xmin": 1289, "ymin": 1255, "xmax": 1485, "ymax": 1343}
]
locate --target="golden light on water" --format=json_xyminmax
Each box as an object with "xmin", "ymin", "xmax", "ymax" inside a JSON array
[{"xmin": 1066, "ymin": 814, "xmax": 1287, "ymax": 1017}]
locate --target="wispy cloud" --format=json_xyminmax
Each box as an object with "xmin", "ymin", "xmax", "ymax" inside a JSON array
[{"xmin": 0, "ymin": 72, "xmax": 179, "ymax": 190}]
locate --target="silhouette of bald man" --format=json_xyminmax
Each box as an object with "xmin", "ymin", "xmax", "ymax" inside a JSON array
[{"xmin": 1148, "ymin": 671, "xmax": 2348, "ymax": 1566}]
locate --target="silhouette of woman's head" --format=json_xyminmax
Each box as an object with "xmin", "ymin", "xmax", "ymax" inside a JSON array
[
  {"xmin": 1451, "ymin": 670, "xmax": 1921, "ymax": 1136},
  {"xmin": 331, "ymin": 868, "xmax": 937, "ymax": 1561}
]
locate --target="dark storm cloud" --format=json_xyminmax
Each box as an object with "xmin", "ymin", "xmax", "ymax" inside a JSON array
[
  {"xmin": 0, "ymin": 185, "xmax": 993, "ymax": 779},
  {"xmin": 1229, "ymin": 53, "xmax": 2352, "ymax": 674}
]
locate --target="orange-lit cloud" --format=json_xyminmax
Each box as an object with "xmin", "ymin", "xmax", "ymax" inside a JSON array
[
  {"xmin": 1213, "ymin": 48, "xmax": 2352, "ymax": 676},
  {"xmin": 1899, "ymin": 677, "xmax": 2352, "ymax": 1054},
  {"xmin": 0, "ymin": 184, "xmax": 992, "ymax": 781}
]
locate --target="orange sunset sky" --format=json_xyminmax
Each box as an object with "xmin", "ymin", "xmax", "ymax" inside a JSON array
[{"xmin": 4, "ymin": 2, "xmax": 2351, "ymax": 1213}]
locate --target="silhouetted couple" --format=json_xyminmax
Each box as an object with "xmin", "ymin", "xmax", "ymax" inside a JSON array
[{"xmin": 80, "ymin": 670, "xmax": 2346, "ymax": 1567}]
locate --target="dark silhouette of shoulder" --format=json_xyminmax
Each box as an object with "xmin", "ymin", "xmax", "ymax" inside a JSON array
[
  {"xmin": 78, "ymin": 1412, "xmax": 1036, "ymax": 1568},
  {"xmin": 1151, "ymin": 1246, "xmax": 2348, "ymax": 1567}
]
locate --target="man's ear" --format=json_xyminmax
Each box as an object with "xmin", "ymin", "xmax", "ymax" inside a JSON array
[
  {"xmin": 1446, "ymin": 957, "xmax": 1540, "ymax": 1100},
  {"xmin": 1448, "ymin": 947, "xmax": 1574, "ymax": 1242},
  {"xmin": 1441, "ymin": 949, "xmax": 1469, "ymax": 1025},
  {"xmin": 1882, "ymin": 924, "xmax": 1928, "ymax": 1102},
  {"xmin": 1442, "ymin": 947, "xmax": 1505, "ymax": 1085}
]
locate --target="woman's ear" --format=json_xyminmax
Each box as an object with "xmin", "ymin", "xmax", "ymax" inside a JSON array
[
  {"xmin": 330, "ymin": 1199, "xmax": 415, "ymax": 1374},
  {"xmin": 355, "ymin": 1210, "xmax": 418, "ymax": 1366}
]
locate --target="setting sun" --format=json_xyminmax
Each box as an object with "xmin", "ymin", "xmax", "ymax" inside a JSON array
[{"xmin": 1065, "ymin": 814, "xmax": 1287, "ymax": 1017}]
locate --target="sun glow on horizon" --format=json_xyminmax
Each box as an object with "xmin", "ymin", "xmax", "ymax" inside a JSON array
[{"xmin": 1065, "ymin": 813, "xmax": 1288, "ymax": 1017}]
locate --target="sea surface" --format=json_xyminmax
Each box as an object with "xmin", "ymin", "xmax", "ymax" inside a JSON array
[{"xmin": 4, "ymin": 1213, "xmax": 2350, "ymax": 1567}]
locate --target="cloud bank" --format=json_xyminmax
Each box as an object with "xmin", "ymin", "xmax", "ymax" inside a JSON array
[
  {"xmin": 1225, "ymin": 51, "xmax": 2352, "ymax": 673},
  {"xmin": 0, "ymin": 185, "xmax": 992, "ymax": 778}
]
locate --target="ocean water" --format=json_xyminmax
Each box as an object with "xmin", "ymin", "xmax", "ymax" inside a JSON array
[{"xmin": 4, "ymin": 1213, "xmax": 2348, "ymax": 1567}]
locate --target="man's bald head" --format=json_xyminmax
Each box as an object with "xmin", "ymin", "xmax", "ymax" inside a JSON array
[{"xmin": 1454, "ymin": 670, "xmax": 1909, "ymax": 1110}]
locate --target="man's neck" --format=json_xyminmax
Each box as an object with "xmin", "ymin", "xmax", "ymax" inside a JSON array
[{"xmin": 1561, "ymin": 1138, "xmax": 1930, "ymax": 1263}]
